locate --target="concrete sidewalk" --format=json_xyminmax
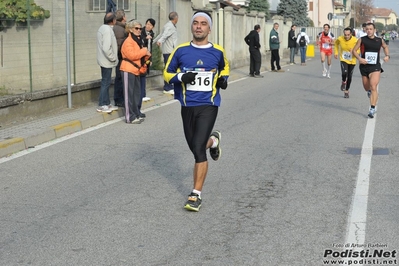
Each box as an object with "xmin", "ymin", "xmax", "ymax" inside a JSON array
[{"xmin": 0, "ymin": 65, "xmax": 257, "ymax": 158}]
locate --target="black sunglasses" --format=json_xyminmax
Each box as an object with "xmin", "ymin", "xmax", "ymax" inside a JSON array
[{"xmin": 134, "ymin": 27, "xmax": 142, "ymax": 30}]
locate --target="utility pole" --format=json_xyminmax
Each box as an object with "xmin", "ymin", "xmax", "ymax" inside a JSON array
[{"xmin": 353, "ymin": 0, "xmax": 356, "ymax": 28}]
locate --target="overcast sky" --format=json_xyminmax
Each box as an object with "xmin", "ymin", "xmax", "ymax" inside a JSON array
[{"xmin": 373, "ymin": 0, "xmax": 399, "ymax": 17}]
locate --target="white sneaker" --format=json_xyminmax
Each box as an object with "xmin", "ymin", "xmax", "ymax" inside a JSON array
[
  {"xmin": 163, "ymin": 90, "xmax": 174, "ymax": 95},
  {"xmin": 97, "ymin": 105, "xmax": 112, "ymax": 113},
  {"xmin": 108, "ymin": 104, "xmax": 118, "ymax": 111},
  {"xmin": 130, "ymin": 118, "xmax": 142, "ymax": 124},
  {"xmin": 322, "ymin": 70, "xmax": 327, "ymax": 77},
  {"xmin": 142, "ymin": 96, "xmax": 151, "ymax": 102},
  {"xmin": 327, "ymin": 73, "xmax": 331, "ymax": 79}
]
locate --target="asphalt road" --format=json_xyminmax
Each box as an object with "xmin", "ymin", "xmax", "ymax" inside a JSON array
[{"xmin": 1, "ymin": 42, "xmax": 399, "ymax": 266}]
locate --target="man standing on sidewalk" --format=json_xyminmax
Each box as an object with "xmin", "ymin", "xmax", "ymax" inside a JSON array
[
  {"xmin": 154, "ymin": 11, "xmax": 178, "ymax": 95},
  {"xmin": 164, "ymin": 11, "xmax": 229, "ymax": 212},
  {"xmin": 244, "ymin": 24, "xmax": 263, "ymax": 78},
  {"xmin": 96, "ymin": 12, "xmax": 119, "ymax": 113},
  {"xmin": 113, "ymin": 9, "xmax": 127, "ymax": 107},
  {"xmin": 269, "ymin": 23, "xmax": 284, "ymax": 72},
  {"xmin": 288, "ymin": 24, "xmax": 297, "ymax": 65}
]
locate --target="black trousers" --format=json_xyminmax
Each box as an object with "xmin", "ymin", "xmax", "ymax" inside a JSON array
[
  {"xmin": 122, "ymin": 72, "xmax": 141, "ymax": 123},
  {"xmin": 340, "ymin": 62, "xmax": 356, "ymax": 90},
  {"xmin": 249, "ymin": 48, "xmax": 261, "ymax": 75},
  {"xmin": 270, "ymin": 49, "xmax": 281, "ymax": 70}
]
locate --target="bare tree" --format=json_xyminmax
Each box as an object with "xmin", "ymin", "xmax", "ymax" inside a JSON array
[{"xmin": 352, "ymin": 0, "xmax": 374, "ymax": 26}]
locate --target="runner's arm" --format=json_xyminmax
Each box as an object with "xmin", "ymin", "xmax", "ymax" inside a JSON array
[
  {"xmin": 381, "ymin": 39, "xmax": 390, "ymax": 62},
  {"xmin": 334, "ymin": 38, "xmax": 339, "ymax": 58}
]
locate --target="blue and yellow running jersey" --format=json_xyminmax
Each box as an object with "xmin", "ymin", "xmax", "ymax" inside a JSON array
[{"xmin": 164, "ymin": 42, "xmax": 229, "ymax": 107}]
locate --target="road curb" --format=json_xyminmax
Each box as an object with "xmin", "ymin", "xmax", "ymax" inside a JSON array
[
  {"xmin": 0, "ymin": 137, "xmax": 25, "ymax": 158},
  {"xmin": 0, "ymin": 92, "xmax": 176, "ymax": 158}
]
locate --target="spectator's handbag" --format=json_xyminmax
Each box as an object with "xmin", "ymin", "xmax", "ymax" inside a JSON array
[
  {"xmin": 123, "ymin": 55, "xmax": 150, "ymax": 75},
  {"xmin": 123, "ymin": 34, "xmax": 151, "ymax": 75}
]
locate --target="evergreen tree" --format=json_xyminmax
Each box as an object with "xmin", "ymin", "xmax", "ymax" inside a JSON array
[
  {"xmin": 247, "ymin": 0, "xmax": 270, "ymax": 20},
  {"xmin": 277, "ymin": 0, "xmax": 309, "ymax": 26}
]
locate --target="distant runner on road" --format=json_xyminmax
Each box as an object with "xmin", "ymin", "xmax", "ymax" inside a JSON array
[{"xmin": 317, "ymin": 24, "xmax": 335, "ymax": 78}]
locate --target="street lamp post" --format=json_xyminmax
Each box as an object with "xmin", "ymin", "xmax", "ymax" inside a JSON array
[{"xmin": 354, "ymin": 0, "xmax": 356, "ymax": 28}]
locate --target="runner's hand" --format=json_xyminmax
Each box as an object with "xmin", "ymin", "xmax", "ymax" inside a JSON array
[
  {"xmin": 216, "ymin": 77, "xmax": 228, "ymax": 90},
  {"xmin": 181, "ymin": 72, "xmax": 198, "ymax": 84}
]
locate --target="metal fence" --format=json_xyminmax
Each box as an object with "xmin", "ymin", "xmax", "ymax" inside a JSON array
[{"xmin": 0, "ymin": 0, "xmax": 161, "ymax": 97}]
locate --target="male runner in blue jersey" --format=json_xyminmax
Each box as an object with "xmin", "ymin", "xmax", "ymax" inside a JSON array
[{"xmin": 164, "ymin": 11, "xmax": 230, "ymax": 211}]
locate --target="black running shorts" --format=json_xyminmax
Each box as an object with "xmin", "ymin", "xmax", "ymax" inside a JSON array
[
  {"xmin": 359, "ymin": 63, "xmax": 383, "ymax": 77},
  {"xmin": 181, "ymin": 105, "xmax": 218, "ymax": 163}
]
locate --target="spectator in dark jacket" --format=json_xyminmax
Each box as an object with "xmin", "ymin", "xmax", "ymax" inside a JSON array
[
  {"xmin": 288, "ymin": 24, "xmax": 297, "ymax": 64},
  {"xmin": 138, "ymin": 18, "xmax": 156, "ymax": 114},
  {"xmin": 269, "ymin": 23, "xmax": 284, "ymax": 72},
  {"xmin": 244, "ymin": 24, "xmax": 263, "ymax": 78},
  {"xmin": 113, "ymin": 9, "xmax": 127, "ymax": 107}
]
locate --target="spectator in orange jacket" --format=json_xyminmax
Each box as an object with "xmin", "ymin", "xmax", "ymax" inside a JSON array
[{"xmin": 120, "ymin": 20, "xmax": 151, "ymax": 124}]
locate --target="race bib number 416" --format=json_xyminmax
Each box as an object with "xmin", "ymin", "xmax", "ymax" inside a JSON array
[{"xmin": 186, "ymin": 71, "xmax": 213, "ymax": 92}]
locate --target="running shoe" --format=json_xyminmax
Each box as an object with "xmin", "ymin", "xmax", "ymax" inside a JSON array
[
  {"xmin": 322, "ymin": 69, "xmax": 327, "ymax": 77},
  {"xmin": 368, "ymin": 108, "xmax": 376, "ymax": 118},
  {"xmin": 341, "ymin": 82, "xmax": 346, "ymax": 91},
  {"xmin": 184, "ymin": 192, "xmax": 202, "ymax": 211},
  {"xmin": 209, "ymin": 131, "xmax": 221, "ymax": 161},
  {"xmin": 367, "ymin": 90, "xmax": 371, "ymax": 98},
  {"xmin": 327, "ymin": 73, "xmax": 331, "ymax": 79},
  {"xmin": 344, "ymin": 92, "xmax": 349, "ymax": 98}
]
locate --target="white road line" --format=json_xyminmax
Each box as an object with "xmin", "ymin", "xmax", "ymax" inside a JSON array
[{"xmin": 345, "ymin": 112, "xmax": 376, "ymax": 258}]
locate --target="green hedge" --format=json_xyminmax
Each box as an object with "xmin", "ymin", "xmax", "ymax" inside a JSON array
[{"xmin": 0, "ymin": 0, "xmax": 50, "ymax": 31}]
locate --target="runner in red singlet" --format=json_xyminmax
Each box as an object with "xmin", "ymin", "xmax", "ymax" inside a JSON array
[{"xmin": 317, "ymin": 24, "xmax": 335, "ymax": 78}]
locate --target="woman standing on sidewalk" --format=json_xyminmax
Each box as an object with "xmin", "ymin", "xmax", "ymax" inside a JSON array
[{"xmin": 120, "ymin": 20, "xmax": 151, "ymax": 124}]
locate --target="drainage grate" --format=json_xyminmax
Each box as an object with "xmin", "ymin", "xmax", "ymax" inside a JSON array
[{"xmin": 346, "ymin": 147, "xmax": 390, "ymax": 155}]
